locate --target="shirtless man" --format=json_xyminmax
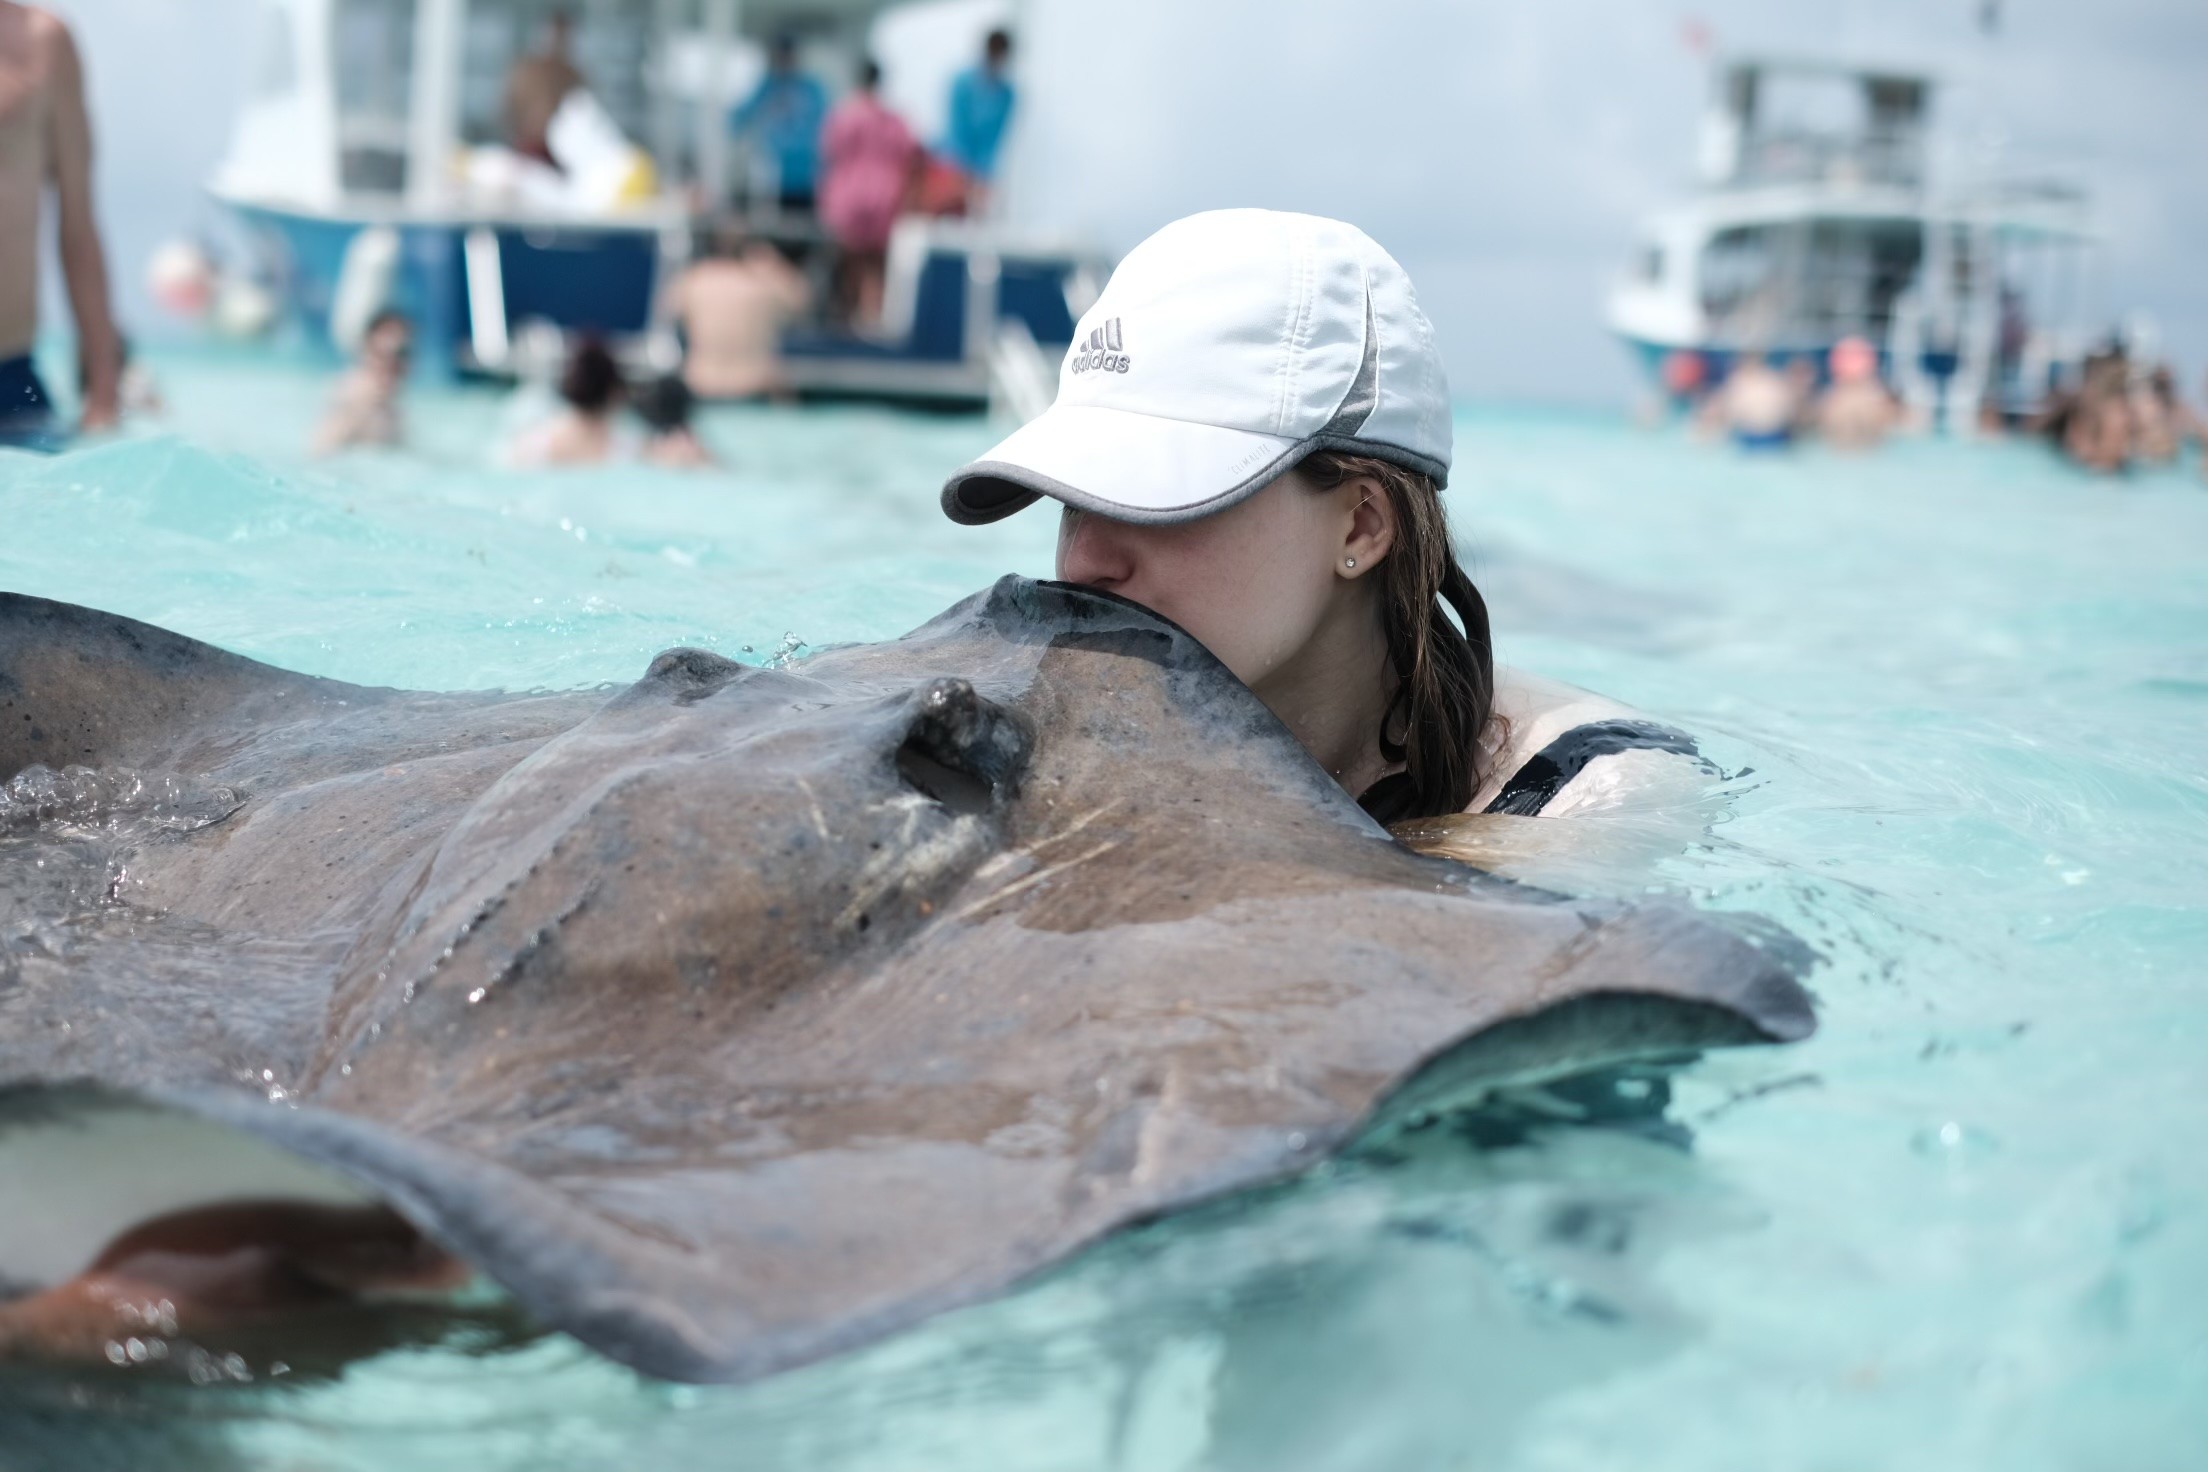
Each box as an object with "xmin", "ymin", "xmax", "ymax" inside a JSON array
[
  {"xmin": 663, "ymin": 230, "xmax": 810, "ymax": 400},
  {"xmin": 1813, "ymin": 335, "xmax": 1905, "ymax": 451},
  {"xmin": 0, "ymin": 3, "xmax": 118, "ymax": 449},
  {"xmin": 502, "ymin": 9, "xmax": 584, "ymax": 167}
]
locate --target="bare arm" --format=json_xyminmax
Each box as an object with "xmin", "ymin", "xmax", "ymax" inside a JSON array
[{"xmin": 46, "ymin": 18, "xmax": 118, "ymax": 428}]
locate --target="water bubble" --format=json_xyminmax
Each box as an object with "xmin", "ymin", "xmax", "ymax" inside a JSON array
[{"xmin": 765, "ymin": 633, "xmax": 809, "ymax": 669}]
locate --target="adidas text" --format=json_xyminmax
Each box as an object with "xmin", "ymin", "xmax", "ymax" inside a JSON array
[{"xmin": 1069, "ymin": 318, "xmax": 1131, "ymax": 375}]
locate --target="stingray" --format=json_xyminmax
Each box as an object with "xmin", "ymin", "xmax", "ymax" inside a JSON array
[{"xmin": 0, "ymin": 578, "xmax": 1814, "ymax": 1384}]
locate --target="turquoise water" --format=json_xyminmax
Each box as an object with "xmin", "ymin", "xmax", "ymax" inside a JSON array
[{"xmin": 4, "ymin": 351, "xmax": 2207, "ymax": 1470}]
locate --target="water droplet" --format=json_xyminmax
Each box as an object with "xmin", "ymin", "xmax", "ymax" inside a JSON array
[{"xmin": 467, "ymin": 987, "xmax": 487, "ymax": 1005}]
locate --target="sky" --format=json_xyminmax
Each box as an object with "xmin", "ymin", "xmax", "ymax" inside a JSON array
[{"xmin": 36, "ymin": 0, "xmax": 2208, "ymax": 405}]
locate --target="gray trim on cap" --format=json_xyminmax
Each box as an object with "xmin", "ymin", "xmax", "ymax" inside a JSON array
[
  {"xmin": 1320, "ymin": 288, "xmax": 1380, "ymax": 436},
  {"xmin": 940, "ymin": 429, "xmax": 1450, "ymax": 527}
]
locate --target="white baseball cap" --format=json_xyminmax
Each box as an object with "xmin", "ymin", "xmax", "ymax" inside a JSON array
[{"xmin": 941, "ymin": 209, "xmax": 1452, "ymax": 526}]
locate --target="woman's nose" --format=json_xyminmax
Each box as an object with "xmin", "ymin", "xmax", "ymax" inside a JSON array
[{"xmin": 1055, "ymin": 510, "xmax": 1136, "ymax": 590}]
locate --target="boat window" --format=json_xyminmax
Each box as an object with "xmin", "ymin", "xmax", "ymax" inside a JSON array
[
  {"xmin": 1699, "ymin": 227, "xmax": 1776, "ymax": 331},
  {"xmin": 1728, "ymin": 66, "xmax": 1925, "ymax": 189},
  {"xmin": 336, "ymin": 0, "xmax": 415, "ymax": 195},
  {"xmin": 456, "ymin": 3, "xmax": 655, "ymax": 150}
]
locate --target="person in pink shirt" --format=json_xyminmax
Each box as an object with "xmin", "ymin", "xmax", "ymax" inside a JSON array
[{"xmin": 818, "ymin": 59, "xmax": 917, "ymax": 327}]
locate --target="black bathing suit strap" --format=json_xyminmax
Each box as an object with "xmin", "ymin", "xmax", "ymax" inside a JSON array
[{"xmin": 1482, "ymin": 719, "xmax": 1707, "ymax": 817}]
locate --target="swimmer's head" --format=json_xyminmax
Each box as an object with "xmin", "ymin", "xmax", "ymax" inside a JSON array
[
  {"xmin": 362, "ymin": 308, "xmax": 412, "ymax": 384},
  {"xmin": 940, "ymin": 209, "xmax": 1491, "ymax": 818},
  {"xmin": 560, "ymin": 338, "xmax": 624, "ymax": 415},
  {"xmin": 1830, "ymin": 336, "xmax": 1878, "ymax": 385},
  {"xmin": 636, "ymin": 374, "xmax": 693, "ymax": 435}
]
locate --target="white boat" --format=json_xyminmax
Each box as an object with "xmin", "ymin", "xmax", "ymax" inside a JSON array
[
  {"xmin": 1606, "ymin": 55, "xmax": 2096, "ymax": 426},
  {"xmin": 210, "ymin": 0, "xmax": 1096, "ymax": 409}
]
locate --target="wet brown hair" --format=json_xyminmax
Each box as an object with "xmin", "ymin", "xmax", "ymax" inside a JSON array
[{"xmin": 1298, "ymin": 450, "xmax": 1498, "ymax": 822}]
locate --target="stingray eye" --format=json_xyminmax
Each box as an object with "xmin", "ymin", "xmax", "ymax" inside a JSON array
[{"xmin": 895, "ymin": 679, "xmax": 1030, "ymax": 818}]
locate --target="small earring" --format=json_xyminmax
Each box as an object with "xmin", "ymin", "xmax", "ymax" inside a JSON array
[{"xmin": 1344, "ymin": 557, "xmax": 1357, "ymax": 569}]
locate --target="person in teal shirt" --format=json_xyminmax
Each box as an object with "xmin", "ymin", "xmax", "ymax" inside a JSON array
[
  {"xmin": 941, "ymin": 30, "xmax": 1016, "ymax": 184},
  {"xmin": 730, "ymin": 36, "xmax": 828, "ymax": 211}
]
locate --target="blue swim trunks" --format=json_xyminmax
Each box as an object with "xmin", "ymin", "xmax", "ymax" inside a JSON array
[{"xmin": 0, "ymin": 354, "xmax": 63, "ymax": 453}]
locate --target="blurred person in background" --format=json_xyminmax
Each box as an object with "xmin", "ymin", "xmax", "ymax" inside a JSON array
[
  {"xmin": 504, "ymin": 9, "xmax": 584, "ymax": 167},
  {"xmin": 729, "ymin": 35, "xmax": 827, "ymax": 214},
  {"xmin": 80, "ymin": 332, "xmax": 162, "ymax": 423},
  {"xmin": 636, "ymin": 374, "xmax": 713, "ymax": 469},
  {"xmin": 938, "ymin": 29, "xmax": 1015, "ymax": 212},
  {"xmin": 1698, "ymin": 352, "xmax": 1801, "ymax": 451},
  {"xmin": 2044, "ymin": 347, "xmax": 2135, "ymax": 475},
  {"xmin": 2128, "ymin": 364, "xmax": 2189, "ymax": 466},
  {"xmin": 1814, "ymin": 336, "xmax": 1904, "ymax": 451},
  {"xmin": 818, "ymin": 59, "xmax": 917, "ymax": 328},
  {"xmin": 505, "ymin": 337, "xmax": 635, "ymax": 467},
  {"xmin": 0, "ymin": 1, "xmax": 119, "ymax": 449},
  {"xmin": 663, "ymin": 228, "xmax": 810, "ymax": 400},
  {"xmin": 313, "ymin": 308, "xmax": 412, "ymax": 455}
]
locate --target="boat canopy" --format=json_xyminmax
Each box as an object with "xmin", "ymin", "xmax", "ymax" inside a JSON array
[
  {"xmin": 213, "ymin": 0, "xmax": 913, "ymax": 216},
  {"xmin": 1698, "ymin": 56, "xmax": 1933, "ymax": 192}
]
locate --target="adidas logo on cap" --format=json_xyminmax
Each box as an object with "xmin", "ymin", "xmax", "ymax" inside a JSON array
[{"xmin": 1068, "ymin": 318, "xmax": 1130, "ymax": 376}]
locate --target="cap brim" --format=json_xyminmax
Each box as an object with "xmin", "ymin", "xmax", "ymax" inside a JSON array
[{"xmin": 941, "ymin": 404, "xmax": 1304, "ymax": 526}]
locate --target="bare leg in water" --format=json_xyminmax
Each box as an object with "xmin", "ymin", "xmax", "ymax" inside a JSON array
[{"xmin": 0, "ymin": 1201, "xmax": 469, "ymax": 1363}]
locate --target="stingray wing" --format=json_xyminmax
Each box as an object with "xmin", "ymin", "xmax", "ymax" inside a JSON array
[
  {"xmin": 0, "ymin": 594, "xmax": 599, "ymax": 1093},
  {"xmin": 133, "ymin": 854, "xmax": 1810, "ymax": 1384}
]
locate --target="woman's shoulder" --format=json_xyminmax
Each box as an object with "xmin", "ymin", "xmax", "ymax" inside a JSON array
[{"xmin": 1471, "ymin": 667, "xmax": 1713, "ymax": 818}]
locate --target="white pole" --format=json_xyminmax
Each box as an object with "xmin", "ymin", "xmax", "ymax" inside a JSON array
[
  {"xmin": 407, "ymin": 0, "xmax": 466, "ymax": 209},
  {"xmin": 650, "ymin": 0, "xmax": 684, "ymax": 176},
  {"xmin": 696, "ymin": 0, "xmax": 740, "ymax": 208}
]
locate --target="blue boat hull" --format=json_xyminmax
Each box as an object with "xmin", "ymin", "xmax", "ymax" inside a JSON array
[{"xmin": 224, "ymin": 201, "xmax": 662, "ymax": 378}]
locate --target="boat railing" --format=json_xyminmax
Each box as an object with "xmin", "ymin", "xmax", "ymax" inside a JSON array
[{"xmin": 1729, "ymin": 128, "xmax": 1925, "ymax": 191}]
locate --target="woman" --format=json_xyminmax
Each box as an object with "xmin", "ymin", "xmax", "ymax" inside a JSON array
[
  {"xmin": 635, "ymin": 373, "xmax": 714, "ymax": 469},
  {"xmin": 817, "ymin": 60, "xmax": 917, "ymax": 327},
  {"xmin": 504, "ymin": 336, "xmax": 636, "ymax": 468},
  {"xmin": 941, "ymin": 210, "xmax": 1708, "ymax": 828}
]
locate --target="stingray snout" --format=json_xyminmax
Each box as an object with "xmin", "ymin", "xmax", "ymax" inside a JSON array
[{"xmin": 894, "ymin": 678, "xmax": 1031, "ymax": 816}]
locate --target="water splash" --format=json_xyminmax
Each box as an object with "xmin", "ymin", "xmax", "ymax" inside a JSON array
[{"xmin": 0, "ymin": 764, "xmax": 243, "ymax": 840}]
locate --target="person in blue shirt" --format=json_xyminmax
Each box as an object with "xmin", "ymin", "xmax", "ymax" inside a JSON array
[
  {"xmin": 941, "ymin": 29, "xmax": 1015, "ymax": 193},
  {"xmin": 730, "ymin": 36, "xmax": 828, "ymax": 212}
]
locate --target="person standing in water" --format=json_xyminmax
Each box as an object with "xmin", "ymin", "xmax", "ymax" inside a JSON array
[
  {"xmin": 662, "ymin": 228, "xmax": 810, "ymax": 400},
  {"xmin": 0, "ymin": 2, "xmax": 119, "ymax": 450},
  {"xmin": 504, "ymin": 337, "xmax": 635, "ymax": 468},
  {"xmin": 1813, "ymin": 336, "xmax": 1905, "ymax": 451},
  {"xmin": 503, "ymin": 9, "xmax": 584, "ymax": 167},
  {"xmin": 313, "ymin": 308, "xmax": 412, "ymax": 455},
  {"xmin": 941, "ymin": 210, "xmax": 1710, "ymax": 825}
]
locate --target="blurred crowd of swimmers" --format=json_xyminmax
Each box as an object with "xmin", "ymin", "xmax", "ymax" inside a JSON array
[
  {"xmin": 1654, "ymin": 335, "xmax": 2205, "ymax": 477},
  {"xmin": 308, "ymin": 222, "xmax": 814, "ymax": 468}
]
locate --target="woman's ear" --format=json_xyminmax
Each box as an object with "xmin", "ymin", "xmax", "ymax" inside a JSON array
[{"xmin": 1340, "ymin": 474, "xmax": 1397, "ymax": 576}]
